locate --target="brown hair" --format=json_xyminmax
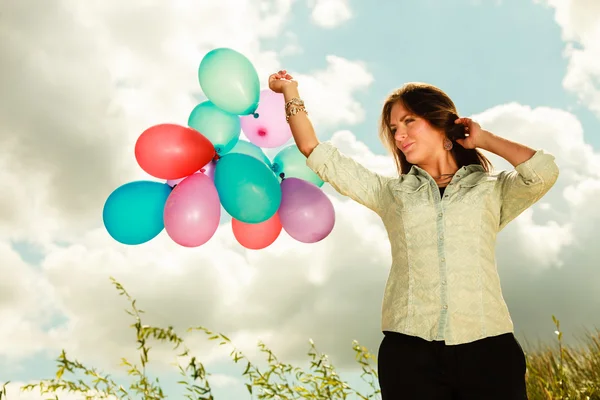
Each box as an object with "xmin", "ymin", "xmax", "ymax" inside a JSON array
[{"xmin": 378, "ymin": 82, "xmax": 492, "ymax": 175}]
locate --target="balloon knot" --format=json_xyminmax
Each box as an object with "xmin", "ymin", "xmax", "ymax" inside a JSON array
[
  {"xmin": 253, "ymin": 112, "xmax": 259, "ymax": 119},
  {"xmin": 279, "ymin": 172, "xmax": 285, "ymax": 180},
  {"xmin": 213, "ymin": 153, "xmax": 221, "ymax": 161},
  {"xmin": 257, "ymin": 128, "xmax": 267, "ymax": 137}
]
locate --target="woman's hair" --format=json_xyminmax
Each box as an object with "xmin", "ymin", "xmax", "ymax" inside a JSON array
[{"xmin": 378, "ymin": 82, "xmax": 492, "ymax": 175}]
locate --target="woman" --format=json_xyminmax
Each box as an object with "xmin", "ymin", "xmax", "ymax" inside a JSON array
[{"xmin": 268, "ymin": 70, "xmax": 559, "ymax": 399}]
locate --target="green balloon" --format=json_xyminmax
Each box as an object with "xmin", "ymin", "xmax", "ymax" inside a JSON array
[
  {"xmin": 228, "ymin": 139, "xmax": 272, "ymax": 168},
  {"xmin": 214, "ymin": 153, "xmax": 281, "ymax": 223},
  {"xmin": 198, "ymin": 48, "xmax": 260, "ymax": 115},
  {"xmin": 188, "ymin": 101, "xmax": 241, "ymax": 155},
  {"xmin": 272, "ymin": 145, "xmax": 324, "ymax": 187}
]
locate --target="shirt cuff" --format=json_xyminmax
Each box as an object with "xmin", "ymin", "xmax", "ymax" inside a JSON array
[
  {"xmin": 514, "ymin": 149, "xmax": 557, "ymax": 184},
  {"xmin": 306, "ymin": 141, "xmax": 337, "ymax": 173}
]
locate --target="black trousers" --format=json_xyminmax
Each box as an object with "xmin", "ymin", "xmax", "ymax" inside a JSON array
[{"xmin": 377, "ymin": 331, "xmax": 528, "ymax": 399}]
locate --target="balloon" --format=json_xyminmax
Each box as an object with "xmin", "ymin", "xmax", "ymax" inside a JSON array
[
  {"xmin": 167, "ymin": 172, "xmax": 196, "ymax": 187},
  {"xmin": 214, "ymin": 153, "xmax": 281, "ymax": 223},
  {"xmin": 198, "ymin": 48, "xmax": 260, "ymax": 115},
  {"xmin": 272, "ymin": 145, "xmax": 324, "ymax": 187},
  {"xmin": 103, "ymin": 181, "xmax": 172, "ymax": 245},
  {"xmin": 135, "ymin": 123, "xmax": 215, "ymax": 180},
  {"xmin": 200, "ymin": 160, "xmax": 216, "ymax": 181},
  {"xmin": 188, "ymin": 101, "xmax": 241, "ymax": 156},
  {"xmin": 240, "ymin": 90, "xmax": 292, "ymax": 148},
  {"xmin": 232, "ymin": 212, "xmax": 282, "ymax": 250},
  {"xmin": 228, "ymin": 139, "xmax": 272, "ymax": 168},
  {"xmin": 166, "ymin": 160, "xmax": 216, "ymax": 187},
  {"xmin": 279, "ymin": 178, "xmax": 335, "ymax": 243},
  {"xmin": 164, "ymin": 173, "xmax": 221, "ymax": 247}
]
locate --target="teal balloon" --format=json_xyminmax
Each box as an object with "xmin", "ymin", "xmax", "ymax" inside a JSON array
[
  {"xmin": 228, "ymin": 139, "xmax": 272, "ymax": 168},
  {"xmin": 272, "ymin": 145, "xmax": 324, "ymax": 187},
  {"xmin": 102, "ymin": 181, "xmax": 172, "ymax": 245},
  {"xmin": 198, "ymin": 48, "xmax": 260, "ymax": 115},
  {"xmin": 188, "ymin": 101, "xmax": 241, "ymax": 155},
  {"xmin": 214, "ymin": 153, "xmax": 281, "ymax": 223}
]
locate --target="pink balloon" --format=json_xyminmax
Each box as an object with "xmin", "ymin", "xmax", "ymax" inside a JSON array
[
  {"xmin": 164, "ymin": 173, "xmax": 221, "ymax": 247},
  {"xmin": 166, "ymin": 160, "xmax": 216, "ymax": 187},
  {"xmin": 278, "ymin": 178, "xmax": 335, "ymax": 243},
  {"xmin": 240, "ymin": 90, "xmax": 292, "ymax": 148}
]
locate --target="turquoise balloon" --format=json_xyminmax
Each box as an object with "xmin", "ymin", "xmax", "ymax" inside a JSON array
[
  {"xmin": 198, "ymin": 48, "xmax": 260, "ymax": 115},
  {"xmin": 228, "ymin": 139, "xmax": 272, "ymax": 168},
  {"xmin": 188, "ymin": 101, "xmax": 241, "ymax": 155},
  {"xmin": 214, "ymin": 153, "xmax": 281, "ymax": 223},
  {"xmin": 102, "ymin": 181, "xmax": 172, "ymax": 245},
  {"xmin": 272, "ymin": 145, "xmax": 324, "ymax": 187}
]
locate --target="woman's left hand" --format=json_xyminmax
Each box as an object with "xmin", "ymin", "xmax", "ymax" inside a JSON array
[{"xmin": 454, "ymin": 117, "xmax": 491, "ymax": 149}]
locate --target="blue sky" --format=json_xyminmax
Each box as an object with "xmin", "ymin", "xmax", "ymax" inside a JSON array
[
  {"xmin": 1, "ymin": 0, "xmax": 599, "ymax": 398},
  {"xmin": 274, "ymin": 0, "xmax": 598, "ymax": 150}
]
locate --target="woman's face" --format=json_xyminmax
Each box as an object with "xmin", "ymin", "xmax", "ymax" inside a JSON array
[{"xmin": 389, "ymin": 102, "xmax": 446, "ymax": 166}]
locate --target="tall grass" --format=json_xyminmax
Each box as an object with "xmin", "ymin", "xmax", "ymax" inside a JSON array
[{"xmin": 2, "ymin": 278, "xmax": 599, "ymax": 399}]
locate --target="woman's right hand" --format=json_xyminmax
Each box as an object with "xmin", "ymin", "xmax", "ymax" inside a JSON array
[{"xmin": 268, "ymin": 70, "xmax": 298, "ymax": 94}]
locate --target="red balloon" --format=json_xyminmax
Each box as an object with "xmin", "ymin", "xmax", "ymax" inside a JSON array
[
  {"xmin": 232, "ymin": 212, "xmax": 282, "ymax": 250},
  {"xmin": 135, "ymin": 123, "xmax": 215, "ymax": 180}
]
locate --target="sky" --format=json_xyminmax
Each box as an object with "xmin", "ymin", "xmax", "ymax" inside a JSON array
[{"xmin": 1, "ymin": 0, "xmax": 599, "ymax": 398}]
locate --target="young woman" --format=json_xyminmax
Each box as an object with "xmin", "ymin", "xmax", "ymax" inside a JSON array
[{"xmin": 268, "ymin": 70, "xmax": 559, "ymax": 399}]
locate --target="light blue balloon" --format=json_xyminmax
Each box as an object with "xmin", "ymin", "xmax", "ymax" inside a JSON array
[
  {"xmin": 228, "ymin": 139, "xmax": 272, "ymax": 168},
  {"xmin": 272, "ymin": 145, "xmax": 324, "ymax": 187},
  {"xmin": 103, "ymin": 181, "xmax": 172, "ymax": 245},
  {"xmin": 188, "ymin": 101, "xmax": 241, "ymax": 155},
  {"xmin": 214, "ymin": 153, "xmax": 281, "ymax": 223},
  {"xmin": 198, "ymin": 48, "xmax": 260, "ymax": 115}
]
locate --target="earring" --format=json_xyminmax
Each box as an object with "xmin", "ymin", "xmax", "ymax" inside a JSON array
[{"xmin": 443, "ymin": 137, "xmax": 453, "ymax": 151}]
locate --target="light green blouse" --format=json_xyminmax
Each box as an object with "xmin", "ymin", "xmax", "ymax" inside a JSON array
[{"xmin": 306, "ymin": 142, "xmax": 560, "ymax": 345}]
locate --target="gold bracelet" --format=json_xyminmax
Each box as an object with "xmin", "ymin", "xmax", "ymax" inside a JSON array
[
  {"xmin": 285, "ymin": 97, "xmax": 304, "ymax": 110},
  {"xmin": 286, "ymin": 106, "xmax": 308, "ymax": 122}
]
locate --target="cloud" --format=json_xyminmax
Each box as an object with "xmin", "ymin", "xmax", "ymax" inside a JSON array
[
  {"xmin": 0, "ymin": 242, "xmax": 61, "ymax": 359},
  {"xmin": 292, "ymin": 56, "xmax": 374, "ymax": 129},
  {"xmin": 308, "ymin": 0, "xmax": 353, "ymax": 28},
  {"xmin": 12, "ymin": 190, "xmax": 390, "ymax": 370},
  {"xmin": 535, "ymin": 0, "xmax": 600, "ymax": 115}
]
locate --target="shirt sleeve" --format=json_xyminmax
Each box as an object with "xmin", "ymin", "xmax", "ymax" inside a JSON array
[
  {"xmin": 306, "ymin": 141, "xmax": 391, "ymax": 215},
  {"xmin": 497, "ymin": 149, "xmax": 560, "ymax": 231}
]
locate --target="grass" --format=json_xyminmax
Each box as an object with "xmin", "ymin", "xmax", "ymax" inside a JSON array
[{"xmin": 1, "ymin": 278, "xmax": 599, "ymax": 399}]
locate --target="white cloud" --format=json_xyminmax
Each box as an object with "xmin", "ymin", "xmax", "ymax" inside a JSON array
[
  {"xmin": 468, "ymin": 102, "xmax": 600, "ymax": 270},
  {"xmin": 292, "ymin": 56, "xmax": 374, "ymax": 128},
  {"xmin": 0, "ymin": 242, "xmax": 61, "ymax": 359},
  {"xmin": 535, "ymin": 0, "xmax": 600, "ymax": 115},
  {"xmin": 308, "ymin": 0, "xmax": 353, "ymax": 28}
]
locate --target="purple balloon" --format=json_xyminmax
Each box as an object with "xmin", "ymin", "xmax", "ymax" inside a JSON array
[
  {"xmin": 279, "ymin": 178, "xmax": 335, "ymax": 243},
  {"xmin": 166, "ymin": 160, "xmax": 216, "ymax": 186},
  {"xmin": 201, "ymin": 160, "xmax": 216, "ymax": 181}
]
